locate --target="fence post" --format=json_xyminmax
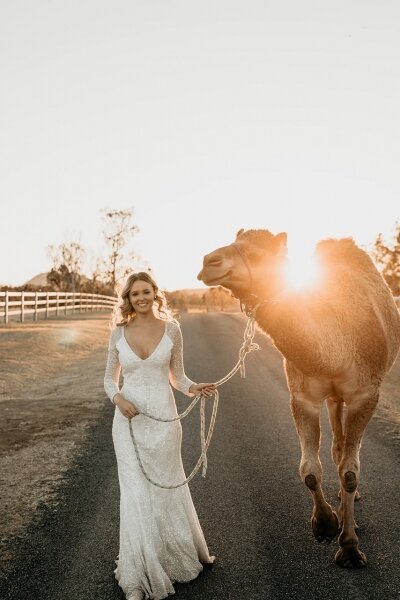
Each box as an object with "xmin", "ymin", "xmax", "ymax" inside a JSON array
[
  {"xmin": 46, "ymin": 292, "xmax": 49, "ymax": 319},
  {"xmin": 64, "ymin": 293, "xmax": 67, "ymax": 315},
  {"xmin": 21, "ymin": 291, "xmax": 25, "ymax": 322},
  {"xmin": 72, "ymin": 292, "xmax": 75, "ymax": 313},
  {"xmin": 34, "ymin": 292, "xmax": 38, "ymax": 321},
  {"xmin": 5, "ymin": 290, "xmax": 9, "ymax": 324},
  {"xmin": 56, "ymin": 293, "xmax": 59, "ymax": 317}
]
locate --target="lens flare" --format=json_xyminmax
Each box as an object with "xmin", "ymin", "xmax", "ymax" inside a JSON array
[
  {"xmin": 57, "ymin": 329, "xmax": 79, "ymax": 346},
  {"xmin": 284, "ymin": 251, "xmax": 321, "ymax": 291}
]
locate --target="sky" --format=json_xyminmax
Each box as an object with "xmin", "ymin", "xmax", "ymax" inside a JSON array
[{"xmin": 1, "ymin": 0, "xmax": 399, "ymax": 291}]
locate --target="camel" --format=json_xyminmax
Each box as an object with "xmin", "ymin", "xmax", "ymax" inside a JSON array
[{"xmin": 197, "ymin": 228, "xmax": 400, "ymax": 568}]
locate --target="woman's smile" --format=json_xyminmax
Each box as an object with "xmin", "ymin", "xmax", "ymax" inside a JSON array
[{"xmin": 128, "ymin": 281, "xmax": 155, "ymax": 310}]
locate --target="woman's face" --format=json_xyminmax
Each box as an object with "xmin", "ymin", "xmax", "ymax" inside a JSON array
[{"xmin": 128, "ymin": 279, "xmax": 155, "ymax": 314}]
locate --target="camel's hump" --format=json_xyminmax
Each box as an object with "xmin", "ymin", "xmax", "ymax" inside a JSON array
[{"xmin": 315, "ymin": 238, "xmax": 374, "ymax": 272}]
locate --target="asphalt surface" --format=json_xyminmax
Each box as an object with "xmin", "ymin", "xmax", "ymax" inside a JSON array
[{"xmin": 1, "ymin": 312, "xmax": 399, "ymax": 600}]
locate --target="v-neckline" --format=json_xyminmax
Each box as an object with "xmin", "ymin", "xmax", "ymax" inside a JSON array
[{"xmin": 122, "ymin": 323, "xmax": 167, "ymax": 361}]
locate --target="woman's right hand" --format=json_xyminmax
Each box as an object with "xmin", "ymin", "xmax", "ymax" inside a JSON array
[{"xmin": 113, "ymin": 394, "xmax": 140, "ymax": 419}]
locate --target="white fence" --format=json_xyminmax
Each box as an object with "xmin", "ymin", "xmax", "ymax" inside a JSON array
[{"xmin": 0, "ymin": 291, "xmax": 118, "ymax": 324}]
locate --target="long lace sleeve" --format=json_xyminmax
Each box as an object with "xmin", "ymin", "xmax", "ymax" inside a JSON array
[
  {"xmin": 167, "ymin": 321, "xmax": 195, "ymax": 396},
  {"xmin": 104, "ymin": 327, "xmax": 122, "ymax": 403}
]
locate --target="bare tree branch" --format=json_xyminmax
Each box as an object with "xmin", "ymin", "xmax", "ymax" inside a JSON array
[{"xmin": 101, "ymin": 208, "xmax": 140, "ymax": 290}]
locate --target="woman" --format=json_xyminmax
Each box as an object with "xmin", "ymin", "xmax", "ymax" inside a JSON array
[{"xmin": 104, "ymin": 271, "xmax": 215, "ymax": 600}]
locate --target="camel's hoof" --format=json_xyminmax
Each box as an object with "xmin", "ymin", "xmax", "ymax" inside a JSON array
[
  {"xmin": 335, "ymin": 547, "xmax": 367, "ymax": 569},
  {"xmin": 311, "ymin": 509, "xmax": 339, "ymax": 543}
]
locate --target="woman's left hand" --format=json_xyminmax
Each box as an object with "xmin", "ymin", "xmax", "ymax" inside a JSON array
[{"xmin": 189, "ymin": 383, "xmax": 216, "ymax": 397}]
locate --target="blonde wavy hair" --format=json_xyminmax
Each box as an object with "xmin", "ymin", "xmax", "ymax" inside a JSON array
[{"xmin": 112, "ymin": 271, "xmax": 174, "ymax": 327}]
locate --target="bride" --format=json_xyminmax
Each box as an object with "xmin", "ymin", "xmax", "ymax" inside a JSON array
[{"xmin": 104, "ymin": 271, "xmax": 215, "ymax": 600}]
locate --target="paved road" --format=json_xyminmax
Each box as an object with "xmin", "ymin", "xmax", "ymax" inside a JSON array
[{"xmin": 1, "ymin": 313, "xmax": 399, "ymax": 600}]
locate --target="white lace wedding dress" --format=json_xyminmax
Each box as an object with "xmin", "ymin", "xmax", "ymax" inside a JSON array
[{"xmin": 104, "ymin": 320, "xmax": 214, "ymax": 600}]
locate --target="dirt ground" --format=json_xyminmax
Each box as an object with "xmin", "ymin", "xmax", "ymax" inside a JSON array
[
  {"xmin": 0, "ymin": 313, "xmax": 114, "ymax": 574},
  {"xmin": 0, "ymin": 312, "xmax": 399, "ymax": 575}
]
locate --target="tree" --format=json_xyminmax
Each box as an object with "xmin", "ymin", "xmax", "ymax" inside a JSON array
[
  {"xmin": 79, "ymin": 257, "xmax": 114, "ymax": 296},
  {"xmin": 101, "ymin": 208, "xmax": 139, "ymax": 291},
  {"xmin": 201, "ymin": 286, "xmax": 237, "ymax": 311},
  {"xmin": 47, "ymin": 241, "xmax": 86, "ymax": 292},
  {"xmin": 372, "ymin": 223, "xmax": 400, "ymax": 296},
  {"xmin": 165, "ymin": 290, "xmax": 188, "ymax": 311}
]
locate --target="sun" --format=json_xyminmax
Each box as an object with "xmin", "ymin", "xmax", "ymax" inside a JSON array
[{"xmin": 283, "ymin": 249, "xmax": 322, "ymax": 291}]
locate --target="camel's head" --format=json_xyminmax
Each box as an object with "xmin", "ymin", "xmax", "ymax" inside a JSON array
[{"xmin": 197, "ymin": 229, "xmax": 288, "ymax": 300}]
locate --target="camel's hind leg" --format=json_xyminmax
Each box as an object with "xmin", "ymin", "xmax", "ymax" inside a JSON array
[
  {"xmin": 290, "ymin": 392, "xmax": 339, "ymax": 543},
  {"xmin": 334, "ymin": 385, "xmax": 379, "ymax": 568},
  {"xmin": 326, "ymin": 397, "xmax": 360, "ymax": 505},
  {"xmin": 326, "ymin": 396, "xmax": 345, "ymax": 468},
  {"xmin": 326, "ymin": 397, "xmax": 359, "ymax": 532}
]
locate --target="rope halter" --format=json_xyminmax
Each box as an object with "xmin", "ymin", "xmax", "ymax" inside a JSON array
[{"xmin": 128, "ymin": 311, "xmax": 260, "ymax": 489}]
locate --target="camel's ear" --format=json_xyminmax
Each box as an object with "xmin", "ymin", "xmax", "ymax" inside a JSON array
[
  {"xmin": 274, "ymin": 232, "xmax": 287, "ymax": 256},
  {"xmin": 236, "ymin": 228, "xmax": 244, "ymax": 239}
]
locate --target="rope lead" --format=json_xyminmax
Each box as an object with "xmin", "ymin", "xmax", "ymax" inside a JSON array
[{"xmin": 128, "ymin": 314, "xmax": 260, "ymax": 489}]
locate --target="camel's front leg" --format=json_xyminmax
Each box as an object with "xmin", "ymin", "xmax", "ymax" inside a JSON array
[
  {"xmin": 290, "ymin": 393, "xmax": 339, "ymax": 543},
  {"xmin": 335, "ymin": 385, "xmax": 379, "ymax": 568}
]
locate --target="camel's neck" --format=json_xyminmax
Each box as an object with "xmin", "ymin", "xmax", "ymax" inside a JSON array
[{"xmin": 254, "ymin": 293, "xmax": 316, "ymax": 366}]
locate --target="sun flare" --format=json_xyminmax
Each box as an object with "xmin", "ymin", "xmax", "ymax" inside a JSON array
[{"xmin": 283, "ymin": 250, "xmax": 322, "ymax": 291}]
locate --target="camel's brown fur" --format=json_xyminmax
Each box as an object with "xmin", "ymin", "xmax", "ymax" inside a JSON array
[{"xmin": 198, "ymin": 229, "xmax": 400, "ymax": 568}]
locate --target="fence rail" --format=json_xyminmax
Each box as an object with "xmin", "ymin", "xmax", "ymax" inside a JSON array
[{"xmin": 0, "ymin": 291, "xmax": 117, "ymax": 324}]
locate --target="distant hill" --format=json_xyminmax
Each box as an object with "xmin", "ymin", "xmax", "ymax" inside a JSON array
[
  {"xmin": 24, "ymin": 272, "xmax": 92, "ymax": 288},
  {"xmin": 24, "ymin": 272, "xmax": 49, "ymax": 286}
]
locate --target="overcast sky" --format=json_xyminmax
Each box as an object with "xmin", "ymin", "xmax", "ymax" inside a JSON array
[{"xmin": 1, "ymin": 0, "xmax": 399, "ymax": 290}]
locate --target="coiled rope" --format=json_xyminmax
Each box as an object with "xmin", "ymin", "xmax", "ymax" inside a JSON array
[{"xmin": 128, "ymin": 313, "xmax": 260, "ymax": 489}]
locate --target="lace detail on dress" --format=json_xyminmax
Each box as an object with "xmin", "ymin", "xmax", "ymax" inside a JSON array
[
  {"xmin": 166, "ymin": 321, "xmax": 195, "ymax": 395},
  {"xmin": 104, "ymin": 327, "xmax": 122, "ymax": 403}
]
